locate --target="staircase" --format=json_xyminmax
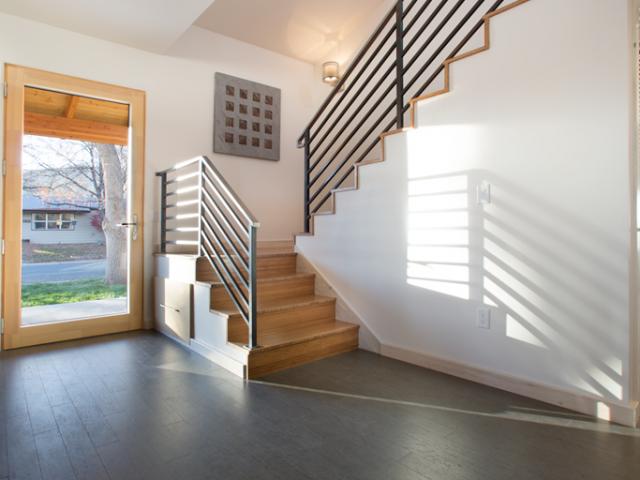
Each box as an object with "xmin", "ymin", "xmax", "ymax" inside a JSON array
[
  {"xmin": 196, "ymin": 242, "xmax": 358, "ymax": 378},
  {"xmin": 155, "ymin": 157, "xmax": 358, "ymax": 379},
  {"xmin": 297, "ymin": 0, "xmax": 530, "ymax": 234},
  {"xmin": 154, "ymin": 0, "xmax": 530, "ymax": 379}
]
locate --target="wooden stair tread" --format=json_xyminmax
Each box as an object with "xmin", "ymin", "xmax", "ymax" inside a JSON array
[
  {"xmin": 256, "ymin": 251, "xmax": 296, "ymax": 259},
  {"xmin": 212, "ymin": 294, "xmax": 335, "ymax": 317},
  {"xmin": 205, "ymin": 272, "xmax": 314, "ymax": 288},
  {"xmin": 232, "ymin": 320, "xmax": 358, "ymax": 351}
]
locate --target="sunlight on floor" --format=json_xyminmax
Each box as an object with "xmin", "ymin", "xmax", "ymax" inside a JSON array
[{"xmin": 253, "ymin": 380, "xmax": 640, "ymax": 438}]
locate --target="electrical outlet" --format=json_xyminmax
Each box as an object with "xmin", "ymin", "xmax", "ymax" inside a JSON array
[{"xmin": 476, "ymin": 307, "xmax": 491, "ymax": 329}]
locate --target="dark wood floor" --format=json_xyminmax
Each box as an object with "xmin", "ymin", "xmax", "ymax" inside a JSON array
[{"xmin": 0, "ymin": 332, "xmax": 638, "ymax": 480}]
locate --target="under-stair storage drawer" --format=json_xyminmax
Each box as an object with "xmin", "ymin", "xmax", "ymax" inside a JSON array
[{"xmin": 154, "ymin": 277, "xmax": 192, "ymax": 343}]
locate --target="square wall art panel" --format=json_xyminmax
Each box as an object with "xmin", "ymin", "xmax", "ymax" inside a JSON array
[{"xmin": 214, "ymin": 72, "xmax": 281, "ymax": 161}]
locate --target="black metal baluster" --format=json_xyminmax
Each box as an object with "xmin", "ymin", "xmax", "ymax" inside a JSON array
[
  {"xmin": 160, "ymin": 172, "xmax": 167, "ymax": 253},
  {"xmin": 248, "ymin": 224, "xmax": 258, "ymax": 348},
  {"xmin": 303, "ymin": 129, "xmax": 311, "ymax": 233},
  {"xmin": 395, "ymin": 0, "xmax": 404, "ymax": 128}
]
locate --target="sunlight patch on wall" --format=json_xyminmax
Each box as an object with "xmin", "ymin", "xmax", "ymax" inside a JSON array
[
  {"xmin": 596, "ymin": 402, "xmax": 611, "ymax": 421},
  {"xmin": 406, "ymin": 125, "xmax": 478, "ymax": 181},
  {"xmin": 409, "ymin": 192, "xmax": 468, "ymax": 212},
  {"xmin": 506, "ymin": 314, "xmax": 547, "ymax": 349},
  {"xmin": 407, "ymin": 263, "xmax": 470, "ymax": 283},
  {"xmin": 483, "ymin": 276, "xmax": 552, "ymax": 344},
  {"xmin": 406, "ymin": 173, "xmax": 470, "ymax": 301},
  {"xmin": 409, "ymin": 229, "xmax": 468, "ymax": 246},
  {"xmin": 407, "ymin": 279, "xmax": 470, "ymax": 300},
  {"xmin": 408, "ymin": 211, "xmax": 469, "ymax": 229},
  {"xmin": 408, "ymin": 246, "xmax": 469, "ymax": 264},
  {"xmin": 482, "ymin": 295, "xmax": 498, "ymax": 307},
  {"xmin": 603, "ymin": 357, "xmax": 623, "ymax": 376},
  {"xmin": 587, "ymin": 367, "xmax": 623, "ymax": 400}
]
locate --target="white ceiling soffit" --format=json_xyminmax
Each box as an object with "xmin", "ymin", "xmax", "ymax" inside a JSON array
[
  {"xmin": 0, "ymin": 0, "xmax": 216, "ymax": 53},
  {"xmin": 195, "ymin": 0, "xmax": 387, "ymax": 64}
]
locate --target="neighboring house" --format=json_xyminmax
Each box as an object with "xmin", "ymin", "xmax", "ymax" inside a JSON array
[{"xmin": 22, "ymin": 194, "xmax": 104, "ymax": 244}]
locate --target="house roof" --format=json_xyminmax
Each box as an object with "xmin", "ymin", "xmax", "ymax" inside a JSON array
[{"xmin": 22, "ymin": 194, "xmax": 97, "ymax": 213}]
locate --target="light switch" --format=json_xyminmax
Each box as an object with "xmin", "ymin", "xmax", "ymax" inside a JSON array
[{"xmin": 477, "ymin": 181, "xmax": 491, "ymax": 205}]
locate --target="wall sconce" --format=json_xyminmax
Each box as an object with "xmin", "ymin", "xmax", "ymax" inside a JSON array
[{"xmin": 322, "ymin": 61, "xmax": 340, "ymax": 86}]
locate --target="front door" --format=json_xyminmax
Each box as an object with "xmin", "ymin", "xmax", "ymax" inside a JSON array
[{"xmin": 2, "ymin": 65, "xmax": 146, "ymax": 349}]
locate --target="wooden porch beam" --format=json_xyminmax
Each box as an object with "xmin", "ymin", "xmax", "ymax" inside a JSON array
[
  {"xmin": 24, "ymin": 111, "xmax": 128, "ymax": 145},
  {"xmin": 64, "ymin": 95, "xmax": 80, "ymax": 119}
]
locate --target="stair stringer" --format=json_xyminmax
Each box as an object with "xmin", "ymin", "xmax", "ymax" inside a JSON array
[{"xmin": 298, "ymin": 0, "xmax": 530, "ymax": 238}]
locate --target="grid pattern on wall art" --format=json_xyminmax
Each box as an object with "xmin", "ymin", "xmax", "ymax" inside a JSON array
[{"xmin": 213, "ymin": 72, "xmax": 281, "ymax": 161}]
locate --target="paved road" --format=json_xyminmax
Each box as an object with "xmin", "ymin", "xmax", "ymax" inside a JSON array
[{"xmin": 22, "ymin": 259, "xmax": 106, "ymax": 284}]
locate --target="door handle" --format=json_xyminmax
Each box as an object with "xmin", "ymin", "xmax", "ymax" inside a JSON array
[{"xmin": 117, "ymin": 214, "xmax": 138, "ymax": 240}]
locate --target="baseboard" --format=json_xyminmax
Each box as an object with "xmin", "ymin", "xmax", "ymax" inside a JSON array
[
  {"xmin": 190, "ymin": 338, "xmax": 246, "ymax": 378},
  {"xmin": 156, "ymin": 326, "xmax": 247, "ymax": 378},
  {"xmin": 154, "ymin": 324, "xmax": 190, "ymax": 347},
  {"xmin": 381, "ymin": 343, "xmax": 639, "ymax": 427}
]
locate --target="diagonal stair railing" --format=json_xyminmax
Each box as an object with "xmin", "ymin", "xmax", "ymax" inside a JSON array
[
  {"xmin": 297, "ymin": 0, "xmax": 506, "ymax": 232},
  {"xmin": 156, "ymin": 156, "xmax": 260, "ymax": 348}
]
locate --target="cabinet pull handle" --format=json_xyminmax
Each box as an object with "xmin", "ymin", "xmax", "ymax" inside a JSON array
[{"xmin": 159, "ymin": 303, "xmax": 180, "ymax": 313}]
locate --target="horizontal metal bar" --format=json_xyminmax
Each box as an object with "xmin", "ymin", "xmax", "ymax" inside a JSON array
[
  {"xmin": 404, "ymin": 0, "xmax": 484, "ymax": 94},
  {"xmin": 311, "ymin": 113, "xmax": 398, "ymax": 214},
  {"xmin": 309, "ymin": 77, "xmax": 396, "ymax": 186},
  {"xmin": 402, "ymin": 0, "xmax": 419, "ymax": 19},
  {"xmin": 202, "ymin": 169, "xmax": 251, "ymax": 237},
  {"xmin": 202, "ymin": 187, "xmax": 249, "ymax": 252},
  {"xmin": 166, "ymin": 171, "xmax": 200, "ymax": 185},
  {"xmin": 156, "ymin": 156, "xmax": 201, "ymax": 176},
  {"xmin": 165, "ymin": 199, "xmax": 199, "ymax": 209},
  {"xmin": 403, "ymin": 0, "xmax": 453, "ymax": 62},
  {"xmin": 201, "ymin": 198, "xmax": 250, "ymax": 272},
  {"xmin": 201, "ymin": 156, "xmax": 259, "ymax": 226},
  {"xmin": 296, "ymin": 2, "xmax": 397, "ymax": 146},
  {"xmin": 309, "ymin": 92, "xmax": 396, "ymax": 199},
  {"xmin": 201, "ymin": 241, "xmax": 249, "ymax": 321},
  {"xmin": 165, "ymin": 240, "xmax": 199, "ymax": 246},
  {"xmin": 403, "ymin": 0, "xmax": 433, "ymax": 32},
  {"xmin": 165, "ymin": 227, "xmax": 199, "ymax": 233},
  {"xmin": 165, "ymin": 213, "xmax": 199, "ymax": 221},
  {"xmin": 201, "ymin": 214, "xmax": 250, "ymax": 291},
  {"xmin": 308, "ymin": 40, "xmax": 397, "ymax": 163},
  {"xmin": 168, "ymin": 185, "xmax": 199, "ymax": 196}
]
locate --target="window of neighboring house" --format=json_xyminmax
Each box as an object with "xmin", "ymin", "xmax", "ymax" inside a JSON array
[{"xmin": 31, "ymin": 212, "xmax": 76, "ymax": 231}]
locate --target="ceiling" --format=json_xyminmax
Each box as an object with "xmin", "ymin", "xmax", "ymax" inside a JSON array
[
  {"xmin": 195, "ymin": 0, "xmax": 387, "ymax": 64},
  {"xmin": 0, "ymin": 0, "xmax": 385, "ymax": 62},
  {"xmin": 0, "ymin": 0, "xmax": 214, "ymax": 53}
]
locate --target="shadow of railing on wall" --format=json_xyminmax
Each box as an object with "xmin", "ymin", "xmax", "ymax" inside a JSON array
[{"xmin": 406, "ymin": 168, "xmax": 626, "ymax": 403}]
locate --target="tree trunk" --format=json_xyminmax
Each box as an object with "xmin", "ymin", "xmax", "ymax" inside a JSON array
[{"xmin": 97, "ymin": 144, "xmax": 127, "ymax": 285}]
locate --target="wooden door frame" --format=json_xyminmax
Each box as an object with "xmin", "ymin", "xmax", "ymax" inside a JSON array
[{"xmin": 2, "ymin": 64, "xmax": 146, "ymax": 349}]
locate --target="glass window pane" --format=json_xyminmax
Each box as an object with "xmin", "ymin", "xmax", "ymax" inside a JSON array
[{"xmin": 21, "ymin": 131, "xmax": 131, "ymax": 325}]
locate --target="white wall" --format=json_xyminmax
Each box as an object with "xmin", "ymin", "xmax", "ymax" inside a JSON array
[
  {"xmin": 298, "ymin": 0, "xmax": 638, "ymax": 413},
  {"xmin": 0, "ymin": 12, "xmax": 322, "ymax": 329}
]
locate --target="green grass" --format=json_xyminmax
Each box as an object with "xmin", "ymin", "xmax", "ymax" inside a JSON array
[{"xmin": 22, "ymin": 279, "xmax": 126, "ymax": 307}]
